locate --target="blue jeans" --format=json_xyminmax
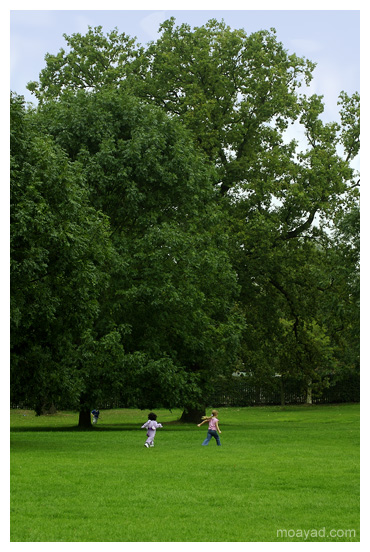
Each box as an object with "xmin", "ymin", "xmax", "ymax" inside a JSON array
[{"xmin": 202, "ymin": 429, "xmax": 221, "ymax": 446}]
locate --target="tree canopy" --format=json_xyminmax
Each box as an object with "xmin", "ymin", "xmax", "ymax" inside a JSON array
[
  {"xmin": 11, "ymin": 86, "xmax": 243, "ymax": 423},
  {"xmin": 11, "ymin": 18, "xmax": 359, "ymax": 422}
]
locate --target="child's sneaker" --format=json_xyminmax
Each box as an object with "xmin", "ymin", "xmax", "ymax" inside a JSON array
[
  {"xmin": 149, "ymin": 443, "xmax": 154, "ymax": 447},
  {"xmin": 144, "ymin": 443, "xmax": 149, "ymax": 448}
]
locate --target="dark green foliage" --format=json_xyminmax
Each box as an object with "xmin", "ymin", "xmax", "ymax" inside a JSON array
[
  {"xmin": 10, "ymin": 93, "xmax": 114, "ymax": 415},
  {"xmin": 11, "ymin": 88, "xmax": 243, "ymax": 416},
  {"xmin": 12, "ymin": 18, "xmax": 360, "ymax": 415}
]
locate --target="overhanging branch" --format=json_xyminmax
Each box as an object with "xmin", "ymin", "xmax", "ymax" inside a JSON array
[{"xmin": 285, "ymin": 208, "xmax": 317, "ymax": 240}]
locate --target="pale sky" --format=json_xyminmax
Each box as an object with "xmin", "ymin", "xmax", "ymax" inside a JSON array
[{"xmin": 9, "ymin": 5, "xmax": 360, "ymax": 125}]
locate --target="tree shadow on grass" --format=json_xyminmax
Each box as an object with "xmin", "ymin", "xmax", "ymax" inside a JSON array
[{"xmin": 10, "ymin": 421, "xmax": 194, "ymax": 432}]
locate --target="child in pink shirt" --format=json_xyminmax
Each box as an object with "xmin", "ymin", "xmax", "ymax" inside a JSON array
[{"xmin": 197, "ymin": 409, "xmax": 222, "ymax": 446}]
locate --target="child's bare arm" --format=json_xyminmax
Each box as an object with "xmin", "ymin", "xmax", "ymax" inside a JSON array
[
  {"xmin": 197, "ymin": 420, "xmax": 207, "ymax": 427},
  {"xmin": 216, "ymin": 421, "xmax": 222, "ymax": 434}
]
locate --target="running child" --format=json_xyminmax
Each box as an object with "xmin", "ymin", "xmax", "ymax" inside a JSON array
[
  {"xmin": 141, "ymin": 412, "xmax": 163, "ymax": 448},
  {"xmin": 197, "ymin": 409, "xmax": 222, "ymax": 446}
]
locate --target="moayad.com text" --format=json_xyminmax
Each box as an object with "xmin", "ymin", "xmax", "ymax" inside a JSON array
[{"xmin": 276, "ymin": 528, "xmax": 357, "ymax": 540}]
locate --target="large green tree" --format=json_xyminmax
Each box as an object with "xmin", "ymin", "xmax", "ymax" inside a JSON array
[
  {"xmin": 24, "ymin": 18, "xmax": 359, "ymax": 409},
  {"xmin": 12, "ymin": 87, "xmax": 243, "ymax": 423}
]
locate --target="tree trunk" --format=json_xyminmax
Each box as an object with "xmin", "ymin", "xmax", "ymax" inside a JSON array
[
  {"xmin": 42, "ymin": 403, "xmax": 57, "ymax": 415},
  {"xmin": 280, "ymin": 377, "xmax": 285, "ymax": 407},
  {"xmin": 78, "ymin": 409, "xmax": 92, "ymax": 428},
  {"xmin": 180, "ymin": 407, "xmax": 206, "ymax": 423},
  {"xmin": 306, "ymin": 379, "xmax": 313, "ymax": 405}
]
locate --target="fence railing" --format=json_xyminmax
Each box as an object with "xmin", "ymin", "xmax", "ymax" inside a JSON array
[
  {"xmin": 10, "ymin": 372, "xmax": 359, "ymax": 411},
  {"xmin": 208, "ymin": 372, "xmax": 360, "ymax": 407}
]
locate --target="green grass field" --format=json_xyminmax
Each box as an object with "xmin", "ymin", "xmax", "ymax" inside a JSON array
[{"xmin": 10, "ymin": 404, "xmax": 360, "ymax": 542}]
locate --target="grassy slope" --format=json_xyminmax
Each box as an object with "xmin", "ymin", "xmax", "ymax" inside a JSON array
[{"xmin": 10, "ymin": 404, "xmax": 360, "ymax": 542}]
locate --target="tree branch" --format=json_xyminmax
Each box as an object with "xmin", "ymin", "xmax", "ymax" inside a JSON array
[
  {"xmin": 269, "ymin": 277, "xmax": 299, "ymax": 339},
  {"xmin": 285, "ymin": 208, "xmax": 317, "ymax": 240}
]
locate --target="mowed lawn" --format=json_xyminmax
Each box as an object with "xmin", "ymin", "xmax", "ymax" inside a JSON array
[{"xmin": 10, "ymin": 404, "xmax": 360, "ymax": 542}]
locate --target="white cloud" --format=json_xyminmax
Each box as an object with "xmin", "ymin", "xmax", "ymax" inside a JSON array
[
  {"xmin": 310, "ymin": 61, "xmax": 359, "ymax": 123},
  {"xmin": 10, "ymin": 10, "xmax": 57, "ymax": 29},
  {"xmin": 70, "ymin": 13, "xmax": 104, "ymax": 34},
  {"xmin": 139, "ymin": 11, "xmax": 167, "ymax": 42},
  {"xmin": 289, "ymin": 38, "xmax": 323, "ymax": 55}
]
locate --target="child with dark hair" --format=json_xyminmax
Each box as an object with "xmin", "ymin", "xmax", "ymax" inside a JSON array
[
  {"xmin": 141, "ymin": 412, "xmax": 163, "ymax": 448},
  {"xmin": 91, "ymin": 408, "xmax": 100, "ymax": 425}
]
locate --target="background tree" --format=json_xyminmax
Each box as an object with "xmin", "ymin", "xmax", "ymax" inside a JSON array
[
  {"xmin": 27, "ymin": 26, "xmax": 141, "ymax": 102},
  {"xmin": 10, "ymin": 93, "xmax": 115, "ymax": 423},
  {"xmin": 314, "ymin": 205, "xmax": 360, "ymax": 397}
]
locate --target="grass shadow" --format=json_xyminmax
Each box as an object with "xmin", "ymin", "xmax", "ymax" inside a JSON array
[{"xmin": 10, "ymin": 420, "xmax": 195, "ymax": 433}]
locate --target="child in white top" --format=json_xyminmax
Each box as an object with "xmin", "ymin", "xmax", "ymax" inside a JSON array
[{"xmin": 141, "ymin": 412, "xmax": 163, "ymax": 448}]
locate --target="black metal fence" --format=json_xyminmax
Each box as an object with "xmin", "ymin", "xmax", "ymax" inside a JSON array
[
  {"xmin": 208, "ymin": 372, "xmax": 360, "ymax": 407},
  {"xmin": 11, "ymin": 372, "xmax": 360, "ymax": 411}
]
